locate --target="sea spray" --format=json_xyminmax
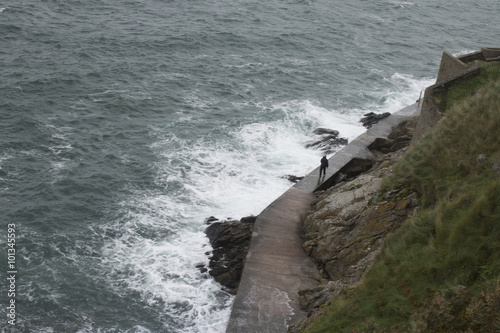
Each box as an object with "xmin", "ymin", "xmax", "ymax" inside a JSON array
[{"xmin": 1, "ymin": 0, "xmax": 495, "ymax": 331}]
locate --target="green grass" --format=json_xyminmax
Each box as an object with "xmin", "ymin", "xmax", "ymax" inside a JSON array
[
  {"xmin": 304, "ymin": 81, "xmax": 500, "ymax": 332},
  {"xmin": 434, "ymin": 61, "xmax": 500, "ymax": 111}
]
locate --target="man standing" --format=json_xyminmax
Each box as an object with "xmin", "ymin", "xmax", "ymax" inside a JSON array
[{"xmin": 319, "ymin": 155, "xmax": 328, "ymax": 178}]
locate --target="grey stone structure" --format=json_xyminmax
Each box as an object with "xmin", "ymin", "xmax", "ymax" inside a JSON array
[
  {"xmin": 225, "ymin": 47, "xmax": 499, "ymax": 332},
  {"xmin": 412, "ymin": 47, "xmax": 500, "ymax": 144}
]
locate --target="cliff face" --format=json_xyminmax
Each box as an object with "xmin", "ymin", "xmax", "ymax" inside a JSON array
[
  {"xmin": 290, "ymin": 119, "xmax": 419, "ymax": 331},
  {"xmin": 292, "ymin": 78, "xmax": 500, "ymax": 333}
]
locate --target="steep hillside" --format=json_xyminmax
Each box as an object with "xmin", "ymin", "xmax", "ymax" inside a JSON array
[{"xmin": 297, "ymin": 81, "xmax": 500, "ymax": 332}]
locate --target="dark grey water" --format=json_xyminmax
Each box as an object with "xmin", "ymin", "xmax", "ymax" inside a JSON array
[{"xmin": 0, "ymin": 0, "xmax": 498, "ymax": 331}]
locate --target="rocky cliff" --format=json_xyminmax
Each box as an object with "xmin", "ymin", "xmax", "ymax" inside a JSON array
[
  {"xmin": 289, "ymin": 118, "xmax": 419, "ymax": 332},
  {"xmin": 202, "ymin": 117, "xmax": 420, "ymax": 320},
  {"xmin": 293, "ymin": 78, "xmax": 500, "ymax": 332}
]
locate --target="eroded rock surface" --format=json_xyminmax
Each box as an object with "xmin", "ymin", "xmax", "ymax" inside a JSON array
[
  {"xmin": 305, "ymin": 128, "xmax": 349, "ymax": 154},
  {"xmin": 204, "ymin": 216, "xmax": 257, "ymax": 294},
  {"xmin": 360, "ymin": 112, "xmax": 391, "ymax": 128},
  {"xmin": 290, "ymin": 118, "xmax": 419, "ymax": 332}
]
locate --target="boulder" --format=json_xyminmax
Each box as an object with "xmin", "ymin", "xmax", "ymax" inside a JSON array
[
  {"xmin": 305, "ymin": 128, "xmax": 348, "ymax": 154},
  {"xmin": 204, "ymin": 216, "xmax": 257, "ymax": 294},
  {"xmin": 360, "ymin": 112, "xmax": 391, "ymax": 128},
  {"xmin": 282, "ymin": 175, "xmax": 304, "ymax": 183},
  {"xmin": 368, "ymin": 118, "xmax": 417, "ymax": 154},
  {"xmin": 313, "ymin": 128, "xmax": 340, "ymax": 136}
]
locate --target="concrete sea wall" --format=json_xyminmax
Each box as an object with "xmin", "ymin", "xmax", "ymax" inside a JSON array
[
  {"xmin": 226, "ymin": 103, "xmax": 421, "ymax": 332},
  {"xmin": 225, "ymin": 47, "xmax": 499, "ymax": 332}
]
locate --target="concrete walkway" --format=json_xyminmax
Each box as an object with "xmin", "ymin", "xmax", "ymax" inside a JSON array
[{"xmin": 226, "ymin": 103, "xmax": 421, "ymax": 332}]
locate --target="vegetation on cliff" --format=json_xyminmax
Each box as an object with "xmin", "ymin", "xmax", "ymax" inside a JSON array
[
  {"xmin": 303, "ymin": 81, "xmax": 500, "ymax": 332},
  {"xmin": 434, "ymin": 61, "xmax": 500, "ymax": 111}
]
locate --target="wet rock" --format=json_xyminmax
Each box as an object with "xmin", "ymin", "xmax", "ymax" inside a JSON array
[
  {"xmin": 305, "ymin": 128, "xmax": 348, "ymax": 154},
  {"xmin": 313, "ymin": 128, "xmax": 340, "ymax": 136},
  {"xmin": 360, "ymin": 112, "xmax": 391, "ymax": 128},
  {"xmin": 368, "ymin": 118, "xmax": 417, "ymax": 154},
  {"xmin": 204, "ymin": 216, "xmax": 219, "ymax": 225},
  {"xmin": 283, "ymin": 175, "xmax": 304, "ymax": 183},
  {"xmin": 204, "ymin": 216, "xmax": 257, "ymax": 294},
  {"xmin": 195, "ymin": 263, "xmax": 208, "ymax": 274}
]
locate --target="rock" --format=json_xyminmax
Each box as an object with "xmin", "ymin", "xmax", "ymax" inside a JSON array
[
  {"xmin": 283, "ymin": 175, "xmax": 304, "ymax": 183},
  {"xmin": 204, "ymin": 216, "xmax": 219, "ymax": 225},
  {"xmin": 204, "ymin": 216, "xmax": 257, "ymax": 294},
  {"xmin": 195, "ymin": 263, "xmax": 208, "ymax": 274},
  {"xmin": 240, "ymin": 216, "xmax": 257, "ymax": 224},
  {"xmin": 288, "ymin": 281, "xmax": 346, "ymax": 333},
  {"xmin": 338, "ymin": 158, "xmax": 374, "ymax": 178},
  {"xmin": 477, "ymin": 154, "xmax": 487, "ymax": 163},
  {"xmin": 302, "ymin": 239, "xmax": 318, "ymax": 256},
  {"xmin": 360, "ymin": 112, "xmax": 391, "ymax": 128},
  {"xmin": 292, "ymin": 122, "xmax": 420, "ymax": 329},
  {"xmin": 298, "ymin": 280, "xmax": 343, "ymax": 315},
  {"xmin": 305, "ymin": 128, "xmax": 348, "ymax": 154},
  {"xmin": 303, "ymin": 170, "xmax": 418, "ymax": 281},
  {"xmin": 368, "ymin": 118, "xmax": 417, "ymax": 154},
  {"xmin": 313, "ymin": 128, "xmax": 340, "ymax": 136}
]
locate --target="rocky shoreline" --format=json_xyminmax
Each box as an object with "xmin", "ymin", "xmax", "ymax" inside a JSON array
[
  {"xmin": 202, "ymin": 112, "xmax": 417, "ymax": 327},
  {"xmin": 202, "ymin": 216, "xmax": 257, "ymax": 295},
  {"xmin": 289, "ymin": 117, "xmax": 419, "ymax": 331}
]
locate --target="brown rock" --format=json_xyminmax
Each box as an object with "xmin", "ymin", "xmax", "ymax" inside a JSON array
[
  {"xmin": 292, "ymin": 119, "xmax": 419, "ymax": 329},
  {"xmin": 204, "ymin": 216, "xmax": 257, "ymax": 294}
]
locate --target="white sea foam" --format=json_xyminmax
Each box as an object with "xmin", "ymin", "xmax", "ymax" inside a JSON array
[
  {"xmin": 98, "ymin": 183, "xmax": 232, "ymax": 332},
  {"xmin": 101, "ymin": 230, "xmax": 232, "ymax": 332},
  {"xmin": 123, "ymin": 326, "xmax": 153, "ymax": 333},
  {"xmin": 3, "ymin": 0, "xmax": 498, "ymax": 331},
  {"xmin": 385, "ymin": 73, "xmax": 434, "ymax": 108},
  {"xmin": 149, "ymin": 73, "xmax": 433, "ymax": 223},
  {"xmin": 99, "ymin": 99, "xmax": 358, "ymax": 332},
  {"xmin": 99, "ymin": 61, "xmax": 434, "ymax": 333}
]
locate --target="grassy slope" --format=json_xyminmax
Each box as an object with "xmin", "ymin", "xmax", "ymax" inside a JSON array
[
  {"xmin": 304, "ymin": 81, "xmax": 500, "ymax": 332},
  {"xmin": 434, "ymin": 61, "xmax": 500, "ymax": 111}
]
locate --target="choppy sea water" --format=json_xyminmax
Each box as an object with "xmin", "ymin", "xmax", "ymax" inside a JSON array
[{"xmin": 0, "ymin": 0, "xmax": 498, "ymax": 332}]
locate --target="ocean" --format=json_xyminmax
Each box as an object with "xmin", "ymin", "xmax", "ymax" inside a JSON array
[{"xmin": 0, "ymin": 0, "xmax": 498, "ymax": 332}]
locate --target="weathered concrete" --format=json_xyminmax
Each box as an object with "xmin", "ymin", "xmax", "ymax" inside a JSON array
[
  {"xmin": 436, "ymin": 51, "xmax": 479, "ymax": 84},
  {"xmin": 226, "ymin": 187, "xmax": 322, "ymax": 333},
  {"xmin": 412, "ymin": 47, "xmax": 500, "ymax": 144},
  {"xmin": 226, "ymin": 102, "xmax": 421, "ymax": 333},
  {"xmin": 481, "ymin": 47, "xmax": 500, "ymax": 61},
  {"xmin": 298, "ymin": 103, "xmax": 421, "ymax": 192}
]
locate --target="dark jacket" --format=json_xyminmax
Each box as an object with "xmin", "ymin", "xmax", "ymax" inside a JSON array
[{"xmin": 321, "ymin": 156, "xmax": 328, "ymax": 168}]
